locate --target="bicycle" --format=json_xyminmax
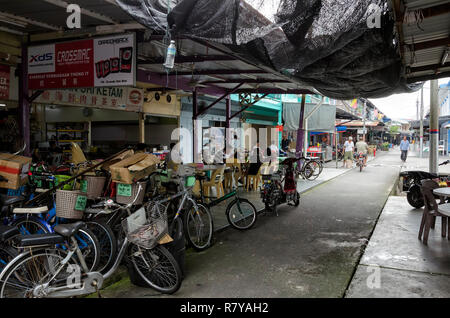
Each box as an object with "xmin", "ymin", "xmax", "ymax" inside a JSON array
[
  {"xmin": 148, "ymin": 165, "xmax": 214, "ymax": 251},
  {"xmin": 195, "ymin": 165, "xmax": 257, "ymax": 230},
  {"xmin": 294, "ymin": 155, "xmax": 323, "ymax": 181},
  {"xmin": 0, "ymin": 183, "xmax": 182, "ymax": 298}
]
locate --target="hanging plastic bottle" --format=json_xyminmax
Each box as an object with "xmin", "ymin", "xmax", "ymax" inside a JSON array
[{"xmin": 164, "ymin": 40, "xmax": 176, "ymax": 69}]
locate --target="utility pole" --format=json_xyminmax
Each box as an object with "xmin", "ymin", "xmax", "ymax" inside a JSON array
[
  {"xmin": 420, "ymin": 87, "xmax": 424, "ymax": 158},
  {"xmin": 363, "ymin": 100, "xmax": 367, "ymax": 140},
  {"xmin": 429, "ymin": 80, "xmax": 439, "ymax": 173}
]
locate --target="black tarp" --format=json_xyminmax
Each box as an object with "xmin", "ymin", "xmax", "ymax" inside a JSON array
[{"xmin": 116, "ymin": 0, "xmax": 423, "ymax": 99}]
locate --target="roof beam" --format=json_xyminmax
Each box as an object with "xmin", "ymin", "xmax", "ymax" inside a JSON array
[
  {"xmin": 0, "ymin": 11, "xmax": 61, "ymax": 31},
  {"xmin": 202, "ymin": 79, "xmax": 290, "ymax": 84},
  {"xmin": 406, "ymin": 37, "xmax": 450, "ymax": 51},
  {"xmin": 195, "ymin": 83, "xmax": 245, "ymax": 117},
  {"xmin": 42, "ymin": 0, "xmax": 117, "ymax": 24},
  {"xmin": 235, "ymin": 88, "xmax": 314, "ymax": 95},
  {"xmin": 406, "ymin": 2, "xmax": 450, "ymax": 19},
  {"xmin": 408, "ymin": 62, "xmax": 450, "ymax": 73},
  {"xmin": 164, "ymin": 69, "xmax": 268, "ymax": 76},
  {"xmin": 139, "ymin": 55, "xmax": 238, "ymax": 64},
  {"xmin": 407, "ymin": 71, "xmax": 450, "ymax": 83}
]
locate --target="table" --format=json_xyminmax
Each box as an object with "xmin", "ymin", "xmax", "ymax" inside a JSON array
[{"xmin": 433, "ymin": 187, "xmax": 450, "ymax": 198}]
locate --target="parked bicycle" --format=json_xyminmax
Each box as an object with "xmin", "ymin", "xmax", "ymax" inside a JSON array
[
  {"xmin": 0, "ymin": 183, "xmax": 182, "ymax": 298},
  {"xmin": 195, "ymin": 165, "xmax": 258, "ymax": 230}
]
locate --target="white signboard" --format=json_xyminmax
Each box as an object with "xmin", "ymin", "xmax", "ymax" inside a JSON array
[{"xmin": 33, "ymin": 87, "xmax": 143, "ymax": 112}]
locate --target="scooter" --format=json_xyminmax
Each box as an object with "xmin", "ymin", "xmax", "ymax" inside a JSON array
[
  {"xmin": 355, "ymin": 152, "xmax": 365, "ymax": 172},
  {"xmin": 260, "ymin": 157, "xmax": 300, "ymax": 215},
  {"xmin": 400, "ymin": 160, "xmax": 450, "ymax": 208}
]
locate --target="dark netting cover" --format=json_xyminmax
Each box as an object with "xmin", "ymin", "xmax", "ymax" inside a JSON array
[{"xmin": 116, "ymin": 0, "xmax": 423, "ymax": 99}]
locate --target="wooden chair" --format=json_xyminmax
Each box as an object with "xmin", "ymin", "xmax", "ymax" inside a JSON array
[
  {"xmin": 224, "ymin": 163, "xmax": 234, "ymax": 192},
  {"xmin": 419, "ymin": 180, "xmax": 450, "ymax": 245},
  {"xmin": 202, "ymin": 167, "xmax": 225, "ymax": 199},
  {"xmin": 246, "ymin": 163, "xmax": 268, "ymax": 192}
]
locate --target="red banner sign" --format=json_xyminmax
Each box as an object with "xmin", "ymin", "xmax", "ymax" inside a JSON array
[
  {"xmin": 0, "ymin": 65, "xmax": 10, "ymax": 100},
  {"xmin": 28, "ymin": 34, "xmax": 135, "ymax": 90}
]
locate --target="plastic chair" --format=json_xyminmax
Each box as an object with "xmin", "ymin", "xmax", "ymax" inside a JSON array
[
  {"xmin": 246, "ymin": 163, "xmax": 268, "ymax": 192},
  {"xmin": 202, "ymin": 167, "xmax": 225, "ymax": 199},
  {"xmin": 419, "ymin": 180, "xmax": 450, "ymax": 245}
]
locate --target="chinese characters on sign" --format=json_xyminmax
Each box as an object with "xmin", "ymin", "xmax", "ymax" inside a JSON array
[
  {"xmin": 33, "ymin": 87, "xmax": 144, "ymax": 112},
  {"xmin": 28, "ymin": 34, "xmax": 135, "ymax": 90}
]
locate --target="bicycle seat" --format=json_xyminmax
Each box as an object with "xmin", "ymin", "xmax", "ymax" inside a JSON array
[
  {"xmin": 0, "ymin": 225, "xmax": 20, "ymax": 241},
  {"xmin": 18, "ymin": 233, "xmax": 65, "ymax": 247},
  {"xmin": 54, "ymin": 221, "xmax": 85, "ymax": 238},
  {"xmin": 0, "ymin": 195, "xmax": 25, "ymax": 207},
  {"xmin": 12, "ymin": 206, "xmax": 48, "ymax": 214}
]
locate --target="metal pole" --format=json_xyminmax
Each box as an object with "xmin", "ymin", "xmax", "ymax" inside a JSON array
[
  {"xmin": 420, "ymin": 87, "xmax": 424, "ymax": 158},
  {"xmin": 363, "ymin": 100, "xmax": 367, "ymax": 140},
  {"xmin": 19, "ymin": 46, "xmax": 30, "ymax": 156},
  {"xmin": 430, "ymin": 80, "xmax": 439, "ymax": 173},
  {"xmin": 296, "ymin": 94, "xmax": 306, "ymax": 157}
]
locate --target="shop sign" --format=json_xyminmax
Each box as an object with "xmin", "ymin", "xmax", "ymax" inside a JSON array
[
  {"xmin": 33, "ymin": 86, "xmax": 144, "ymax": 112},
  {"xmin": 0, "ymin": 65, "xmax": 10, "ymax": 100},
  {"xmin": 28, "ymin": 33, "xmax": 135, "ymax": 89}
]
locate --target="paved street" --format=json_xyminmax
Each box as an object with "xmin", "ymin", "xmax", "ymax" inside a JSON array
[{"xmin": 99, "ymin": 149, "xmax": 403, "ymax": 298}]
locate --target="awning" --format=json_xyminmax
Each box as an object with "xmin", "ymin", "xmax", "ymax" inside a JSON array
[{"xmin": 283, "ymin": 102, "xmax": 336, "ymax": 132}]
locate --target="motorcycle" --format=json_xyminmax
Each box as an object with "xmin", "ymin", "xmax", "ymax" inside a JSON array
[
  {"xmin": 400, "ymin": 160, "xmax": 450, "ymax": 208},
  {"xmin": 260, "ymin": 157, "xmax": 300, "ymax": 215},
  {"xmin": 355, "ymin": 152, "xmax": 365, "ymax": 172}
]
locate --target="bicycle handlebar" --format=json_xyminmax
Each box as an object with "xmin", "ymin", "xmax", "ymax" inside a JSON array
[{"xmin": 439, "ymin": 160, "xmax": 450, "ymax": 166}]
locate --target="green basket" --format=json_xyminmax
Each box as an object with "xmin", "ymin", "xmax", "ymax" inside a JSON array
[{"xmin": 55, "ymin": 175, "xmax": 73, "ymax": 190}]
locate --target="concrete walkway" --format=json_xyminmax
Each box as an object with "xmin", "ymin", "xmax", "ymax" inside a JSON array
[
  {"xmin": 98, "ymin": 150, "xmax": 401, "ymax": 298},
  {"xmin": 346, "ymin": 150, "xmax": 450, "ymax": 298}
]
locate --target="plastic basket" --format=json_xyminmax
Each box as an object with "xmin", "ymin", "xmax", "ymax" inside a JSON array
[
  {"xmin": 121, "ymin": 203, "xmax": 168, "ymax": 249},
  {"xmin": 81, "ymin": 176, "xmax": 106, "ymax": 199},
  {"xmin": 116, "ymin": 181, "xmax": 147, "ymax": 205},
  {"xmin": 56, "ymin": 190, "xmax": 87, "ymax": 220}
]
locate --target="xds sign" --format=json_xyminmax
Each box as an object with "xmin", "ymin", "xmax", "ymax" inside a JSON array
[{"xmin": 29, "ymin": 53, "xmax": 53, "ymax": 63}]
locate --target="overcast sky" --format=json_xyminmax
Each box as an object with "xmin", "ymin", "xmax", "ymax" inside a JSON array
[{"xmin": 369, "ymin": 78, "xmax": 450, "ymax": 121}]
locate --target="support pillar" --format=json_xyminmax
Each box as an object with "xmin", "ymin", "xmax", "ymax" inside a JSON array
[
  {"xmin": 19, "ymin": 46, "xmax": 30, "ymax": 156},
  {"xmin": 430, "ymin": 80, "xmax": 439, "ymax": 174},
  {"xmin": 296, "ymin": 94, "xmax": 306, "ymax": 156},
  {"xmin": 192, "ymin": 89, "xmax": 199, "ymax": 163},
  {"xmin": 138, "ymin": 113, "xmax": 145, "ymax": 144},
  {"xmin": 225, "ymin": 95, "xmax": 232, "ymax": 161},
  {"xmin": 420, "ymin": 87, "xmax": 424, "ymax": 158}
]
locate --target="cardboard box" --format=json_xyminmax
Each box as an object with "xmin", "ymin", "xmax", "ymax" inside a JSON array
[
  {"xmin": 0, "ymin": 153, "xmax": 32, "ymax": 190},
  {"xmin": 109, "ymin": 153, "xmax": 160, "ymax": 184}
]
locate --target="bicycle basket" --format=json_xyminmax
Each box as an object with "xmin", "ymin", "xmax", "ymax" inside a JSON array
[{"xmin": 121, "ymin": 203, "xmax": 168, "ymax": 249}]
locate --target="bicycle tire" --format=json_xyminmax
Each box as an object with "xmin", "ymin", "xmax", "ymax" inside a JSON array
[
  {"xmin": 86, "ymin": 219, "xmax": 117, "ymax": 274},
  {"xmin": 0, "ymin": 245, "xmax": 18, "ymax": 272},
  {"xmin": 226, "ymin": 198, "xmax": 257, "ymax": 230},
  {"xmin": 74, "ymin": 227, "xmax": 101, "ymax": 273},
  {"xmin": 302, "ymin": 161, "xmax": 318, "ymax": 180},
  {"xmin": 183, "ymin": 203, "xmax": 214, "ymax": 251},
  {"xmin": 128, "ymin": 244, "xmax": 182, "ymax": 294},
  {"xmin": 0, "ymin": 247, "xmax": 77, "ymax": 298},
  {"xmin": 11, "ymin": 215, "xmax": 51, "ymax": 235}
]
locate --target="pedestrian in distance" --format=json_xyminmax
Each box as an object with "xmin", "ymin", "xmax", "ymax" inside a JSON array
[
  {"xmin": 400, "ymin": 136, "xmax": 410, "ymax": 162},
  {"xmin": 344, "ymin": 136, "xmax": 354, "ymax": 168}
]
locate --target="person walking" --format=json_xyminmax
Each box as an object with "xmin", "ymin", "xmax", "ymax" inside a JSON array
[
  {"xmin": 343, "ymin": 136, "xmax": 354, "ymax": 168},
  {"xmin": 400, "ymin": 136, "xmax": 410, "ymax": 162}
]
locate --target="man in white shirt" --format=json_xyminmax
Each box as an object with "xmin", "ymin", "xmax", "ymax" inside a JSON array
[{"xmin": 343, "ymin": 137, "xmax": 354, "ymax": 168}]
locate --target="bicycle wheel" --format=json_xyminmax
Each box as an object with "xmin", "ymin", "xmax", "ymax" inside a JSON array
[
  {"xmin": 0, "ymin": 247, "xmax": 76, "ymax": 298},
  {"xmin": 74, "ymin": 227, "xmax": 100, "ymax": 272},
  {"xmin": 226, "ymin": 198, "xmax": 257, "ymax": 230},
  {"xmin": 128, "ymin": 244, "xmax": 182, "ymax": 294},
  {"xmin": 0, "ymin": 245, "xmax": 17, "ymax": 273},
  {"xmin": 183, "ymin": 203, "xmax": 213, "ymax": 251},
  {"xmin": 87, "ymin": 219, "xmax": 117, "ymax": 274},
  {"xmin": 303, "ymin": 161, "xmax": 320, "ymax": 181},
  {"xmin": 12, "ymin": 216, "xmax": 51, "ymax": 235}
]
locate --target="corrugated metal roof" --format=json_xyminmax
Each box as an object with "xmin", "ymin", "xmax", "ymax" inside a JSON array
[{"xmin": 395, "ymin": 0, "xmax": 450, "ymax": 83}]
